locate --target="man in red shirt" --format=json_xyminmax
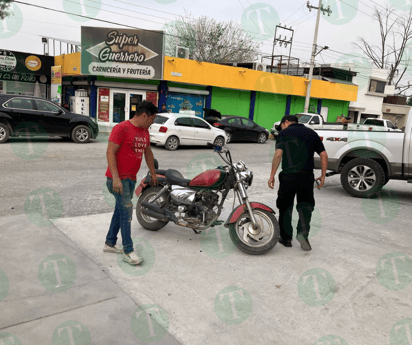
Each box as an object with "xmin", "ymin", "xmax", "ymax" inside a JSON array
[{"xmin": 104, "ymin": 101, "xmax": 158, "ymax": 265}]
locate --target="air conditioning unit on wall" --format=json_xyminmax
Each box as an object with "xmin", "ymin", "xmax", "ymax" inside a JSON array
[
  {"xmin": 176, "ymin": 46, "xmax": 190, "ymax": 59},
  {"xmin": 253, "ymin": 62, "xmax": 267, "ymax": 72}
]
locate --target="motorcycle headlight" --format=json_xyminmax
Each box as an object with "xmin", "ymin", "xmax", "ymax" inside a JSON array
[
  {"xmin": 236, "ymin": 161, "xmax": 248, "ymax": 172},
  {"xmin": 239, "ymin": 171, "xmax": 253, "ymax": 189}
]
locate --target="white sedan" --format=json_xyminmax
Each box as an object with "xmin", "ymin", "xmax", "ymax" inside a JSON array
[{"xmin": 149, "ymin": 113, "xmax": 226, "ymax": 150}]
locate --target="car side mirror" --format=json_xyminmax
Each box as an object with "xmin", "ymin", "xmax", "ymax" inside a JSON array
[
  {"xmin": 56, "ymin": 109, "xmax": 64, "ymax": 115},
  {"xmin": 310, "ymin": 121, "xmax": 315, "ymax": 124},
  {"xmin": 154, "ymin": 159, "xmax": 159, "ymax": 170}
]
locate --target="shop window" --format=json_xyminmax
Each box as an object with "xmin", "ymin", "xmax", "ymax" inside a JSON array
[{"xmin": 369, "ymin": 80, "xmax": 386, "ymax": 93}]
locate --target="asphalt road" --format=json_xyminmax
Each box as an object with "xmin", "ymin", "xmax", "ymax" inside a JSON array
[{"xmin": 0, "ymin": 135, "xmax": 281, "ymax": 219}]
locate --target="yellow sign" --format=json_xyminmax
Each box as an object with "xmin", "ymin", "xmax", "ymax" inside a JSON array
[
  {"xmin": 25, "ymin": 55, "xmax": 42, "ymax": 71},
  {"xmin": 51, "ymin": 66, "xmax": 62, "ymax": 84}
]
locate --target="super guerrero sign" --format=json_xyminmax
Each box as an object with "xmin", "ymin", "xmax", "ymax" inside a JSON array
[{"xmin": 81, "ymin": 26, "xmax": 164, "ymax": 80}]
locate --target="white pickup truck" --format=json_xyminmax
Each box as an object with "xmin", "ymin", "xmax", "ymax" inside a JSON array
[
  {"xmin": 271, "ymin": 113, "xmax": 345, "ymax": 138},
  {"xmin": 314, "ymin": 111, "xmax": 412, "ymax": 198},
  {"xmin": 362, "ymin": 118, "xmax": 402, "ymax": 132}
]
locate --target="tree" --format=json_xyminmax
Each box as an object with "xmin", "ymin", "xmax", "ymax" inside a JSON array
[
  {"xmin": 164, "ymin": 15, "xmax": 261, "ymax": 64},
  {"xmin": 0, "ymin": 0, "xmax": 13, "ymax": 20},
  {"xmin": 355, "ymin": 6, "xmax": 412, "ymax": 95}
]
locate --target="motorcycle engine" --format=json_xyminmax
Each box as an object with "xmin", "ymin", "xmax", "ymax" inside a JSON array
[{"xmin": 187, "ymin": 191, "xmax": 219, "ymax": 224}]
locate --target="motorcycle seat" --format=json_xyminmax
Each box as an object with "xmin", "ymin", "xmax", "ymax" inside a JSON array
[{"xmin": 165, "ymin": 169, "xmax": 191, "ymax": 187}]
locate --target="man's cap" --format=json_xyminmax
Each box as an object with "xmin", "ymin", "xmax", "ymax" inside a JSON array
[{"xmin": 276, "ymin": 115, "xmax": 299, "ymax": 132}]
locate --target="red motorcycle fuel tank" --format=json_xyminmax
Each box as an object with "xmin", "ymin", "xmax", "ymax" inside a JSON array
[{"xmin": 189, "ymin": 169, "xmax": 227, "ymax": 189}]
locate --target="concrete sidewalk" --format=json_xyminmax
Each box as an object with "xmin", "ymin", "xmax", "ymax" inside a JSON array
[
  {"xmin": 2, "ymin": 179, "xmax": 412, "ymax": 344},
  {"xmin": 0, "ymin": 215, "xmax": 180, "ymax": 345}
]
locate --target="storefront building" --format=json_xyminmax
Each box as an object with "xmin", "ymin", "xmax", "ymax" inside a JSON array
[
  {"xmin": 0, "ymin": 49, "xmax": 54, "ymax": 98},
  {"xmin": 55, "ymin": 26, "xmax": 358, "ymax": 132}
]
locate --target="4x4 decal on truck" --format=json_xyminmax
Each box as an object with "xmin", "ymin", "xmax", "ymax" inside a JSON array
[{"xmin": 326, "ymin": 137, "xmax": 348, "ymax": 142}]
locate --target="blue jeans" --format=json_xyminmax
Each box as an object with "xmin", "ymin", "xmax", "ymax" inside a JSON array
[{"xmin": 105, "ymin": 177, "xmax": 136, "ymax": 254}]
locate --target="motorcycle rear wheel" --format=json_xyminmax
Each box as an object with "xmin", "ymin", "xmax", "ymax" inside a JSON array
[
  {"xmin": 229, "ymin": 209, "xmax": 279, "ymax": 255},
  {"xmin": 136, "ymin": 186, "xmax": 169, "ymax": 231}
]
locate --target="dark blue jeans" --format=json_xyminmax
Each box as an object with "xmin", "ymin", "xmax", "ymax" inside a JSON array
[{"xmin": 105, "ymin": 177, "xmax": 136, "ymax": 254}]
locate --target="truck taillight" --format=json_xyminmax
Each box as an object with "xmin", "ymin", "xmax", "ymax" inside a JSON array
[{"xmin": 159, "ymin": 126, "xmax": 168, "ymax": 133}]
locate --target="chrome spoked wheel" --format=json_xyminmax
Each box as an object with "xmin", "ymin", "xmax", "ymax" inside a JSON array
[
  {"xmin": 136, "ymin": 186, "xmax": 169, "ymax": 231},
  {"xmin": 76, "ymin": 128, "xmax": 89, "ymax": 142},
  {"xmin": 0, "ymin": 127, "xmax": 6, "ymax": 140},
  {"xmin": 214, "ymin": 136, "xmax": 225, "ymax": 147},
  {"xmin": 229, "ymin": 209, "xmax": 279, "ymax": 255},
  {"xmin": 348, "ymin": 165, "xmax": 376, "ymax": 191}
]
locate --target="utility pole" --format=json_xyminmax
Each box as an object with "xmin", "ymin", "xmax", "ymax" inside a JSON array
[
  {"xmin": 304, "ymin": 0, "xmax": 332, "ymax": 113},
  {"xmin": 270, "ymin": 25, "xmax": 294, "ymax": 74}
]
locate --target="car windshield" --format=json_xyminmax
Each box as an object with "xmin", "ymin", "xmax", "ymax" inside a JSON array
[
  {"xmin": 153, "ymin": 115, "xmax": 168, "ymax": 124},
  {"xmin": 295, "ymin": 114, "xmax": 312, "ymax": 123}
]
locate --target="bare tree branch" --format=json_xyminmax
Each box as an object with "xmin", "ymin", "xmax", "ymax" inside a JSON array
[{"xmin": 164, "ymin": 14, "xmax": 261, "ymax": 64}]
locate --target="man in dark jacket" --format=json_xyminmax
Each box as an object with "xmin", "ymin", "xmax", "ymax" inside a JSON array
[{"xmin": 268, "ymin": 115, "xmax": 328, "ymax": 251}]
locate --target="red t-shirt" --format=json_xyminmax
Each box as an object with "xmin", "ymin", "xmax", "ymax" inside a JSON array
[{"xmin": 105, "ymin": 121, "xmax": 150, "ymax": 181}]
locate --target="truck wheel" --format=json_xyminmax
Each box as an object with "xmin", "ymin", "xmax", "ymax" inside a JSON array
[{"xmin": 340, "ymin": 158, "xmax": 385, "ymax": 198}]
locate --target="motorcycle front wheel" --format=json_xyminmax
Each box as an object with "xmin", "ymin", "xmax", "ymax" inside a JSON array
[
  {"xmin": 229, "ymin": 209, "xmax": 279, "ymax": 255},
  {"xmin": 136, "ymin": 186, "xmax": 169, "ymax": 231}
]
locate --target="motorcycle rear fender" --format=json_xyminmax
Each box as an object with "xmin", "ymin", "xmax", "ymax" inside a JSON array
[
  {"xmin": 135, "ymin": 174, "xmax": 166, "ymax": 197},
  {"xmin": 224, "ymin": 202, "xmax": 276, "ymax": 228}
]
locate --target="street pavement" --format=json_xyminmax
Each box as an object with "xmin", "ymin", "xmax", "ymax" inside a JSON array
[{"xmin": 2, "ymin": 139, "xmax": 412, "ymax": 344}]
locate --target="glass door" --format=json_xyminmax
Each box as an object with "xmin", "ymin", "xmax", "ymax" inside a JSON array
[
  {"xmin": 112, "ymin": 91, "xmax": 126, "ymax": 123},
  {"xmin": 129, "ymin": 93, "xmax": 143, "ymax": 119}
]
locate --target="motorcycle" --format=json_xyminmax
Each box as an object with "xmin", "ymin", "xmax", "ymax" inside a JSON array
[{"xmin": 135, "ymin": 143, "xmax": 280, "ymax": 255}]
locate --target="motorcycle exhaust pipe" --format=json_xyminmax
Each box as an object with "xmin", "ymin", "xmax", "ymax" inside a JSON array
[
  {"xmin": 142, "ymin": 201, "xmax": 163, "ymax": 214},
  {"xmin": 141, "ymin": 208, "xmax": 168, "ymax": 222}
]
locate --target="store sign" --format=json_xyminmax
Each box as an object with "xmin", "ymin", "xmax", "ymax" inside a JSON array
[
  {"xmin": 81, "ymin": 27, "xmax": 164, "ymax": 80},
  {"xmin": 0, "ymin": 49, "xmax": 53, "ymax": 83},
  {"xmin": 51, "ymin": 66, "xmax": 62, "ymax": 84},
  {"xmin": 98, "ymin": 88, "xmax": 110, "ymax": 122},
  {"xmin": 166, "ymin": 93, "xmax": 205, "ymax": 117}
]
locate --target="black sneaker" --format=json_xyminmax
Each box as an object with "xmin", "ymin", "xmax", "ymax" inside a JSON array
[
  {"xmin": 296, "ymin": 234, "xmax": 312, "ymax": 251},
  {"xmin": 278, "ymin": 237, "xmax": 292, "ymax": 247}
]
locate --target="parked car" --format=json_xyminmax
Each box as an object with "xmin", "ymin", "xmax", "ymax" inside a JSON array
[
  {"xmin": 212, "ymin": 116, "xmax": 269, "ymax": 144},
  {"xmin": 0, "ymin": 95, "xmax": 99, "ymax": 143},
  {"xmin": 149, "ymin": 113, "xmax": 226, "ymax": 150},
  {"xmin": 362, "ymin": 118, "xmax": 402, "ymax": 131}
]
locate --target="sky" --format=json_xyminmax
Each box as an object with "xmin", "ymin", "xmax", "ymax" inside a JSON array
[{"xmin": 2, "ymin": 0, "xmax": 412, "ymax": 90}]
